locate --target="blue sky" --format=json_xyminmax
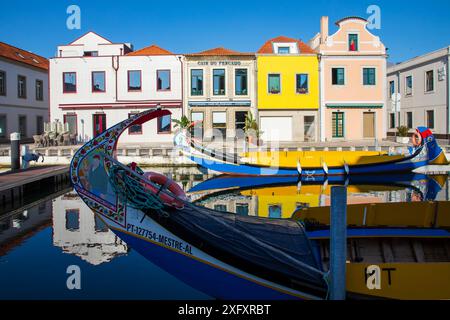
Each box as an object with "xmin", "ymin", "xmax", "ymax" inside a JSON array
[{"xmin": 0, "ymin": 0, "xmax": 449, "ymax": 63}]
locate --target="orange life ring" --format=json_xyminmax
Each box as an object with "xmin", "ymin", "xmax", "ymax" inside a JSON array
[
  {"xmin": 142, "ymin": 172, "xmax": 187, "ymax": 208},
  {"xmin": 412, "ymin": 130, "xmax": 422, "ymax": 147}
]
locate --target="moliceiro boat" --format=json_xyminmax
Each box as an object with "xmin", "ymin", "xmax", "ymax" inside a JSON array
[
  {"xmin": 174, "ymin": 127, "xmax": 448, "ymax": 176},
  {"xmin": 71, "ymin": 110, "xmax": 450, "ymax": 299}
]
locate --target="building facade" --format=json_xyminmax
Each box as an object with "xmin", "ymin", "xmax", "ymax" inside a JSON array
[
  {"xmin": 310, "ymin": 16, "xmax": 387, "ymax": 141},
  {"xmin": 257, "ymin": 36, "xmax": 319, "ymax": 142},
  {"xmin": 386, "ymin": 47, "xmax": 450, "ymax": 138},
  {"xmin": 0, "ymin": 42, "xmax": 49, "ymax": 142},
  {"xmin": 182, "ymin": 48, "xmax": 257, "ymax": 141},
  {"xmin": 50, "ymin": 32, "xmax": 182, "ymax": 144}
]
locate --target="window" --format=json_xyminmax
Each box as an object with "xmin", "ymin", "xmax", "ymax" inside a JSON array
[
  {"xmin": 64, "ymin": 114, "xmax": 77, "ymax": 135},
  {"xmin": 405, "ymin": 76, "xmax": 413, "ymax": 96},
  {"xmin": 348, "ymin": 34, "xmax": 358, "ymax": 51},
  {"xmin": 268, "ymin": 74, "xmax": 281, "ymax": 94},
  {"xmin": 236, "ymin": 204, "xmax": 249, "ymax": 216},
  {"xmin": 426, "ymin": 70, "xmax": 434, "ymax": 92},
  {"xmin": 36, "ymin": 116, "xmax": 44, "ymax": 135},
  {"xmin": 389, "ymin": 80, "xmax": 395, "ymax": 97},
  {"xmin": 212, "ymin": 111, "xmax": 226, "ymax": 140},
  {"xmin": 18, "ymin": 75, "xmax": 26, "ymax": 98},
  {"xmin": 35, "ymin": 80, "xmax": 43, "ymax": 100},
  {"xmin": 268, "ymin": 204, "xmax": 282, "ymax": 219},
  {"xmin": 157, "ymin": 114, "xmax": 171, "ymax": 133},
  {"xmin": 191, "ymin": 69, "xmax": 203, "ymax": 95},
  {"xmin": 278, "ymin": 47, "xmax": 290, "ymax": 54},
  {"xmin": 63, "ymin": 72, "xmax": 76, "ymax": 93},
  {"xmin": 94, "ymin": 215, "xmax": 108, "ymax": 232},
  {"xmin": 213, "ymin": 69, "xmax": 225, "ymax": 95},
  {"xmin": 84, "ymin": 51, "xmax": 98, "ymax": 57},
  {"xmin": 92, "ymin": 71, "xmax": 106, "ymax": 92},
  {"xmin": 18, "ymin": 115, "xmax": 27, "ymax": 137},
  {"xmin": 406, "ymin": 112, "xmax": 413, "ymax": 129},
  {"xmin": 304, "ymin": 116, "xmax": 315, "ymax": 141},
  {"xmin": 235, "ymin": 111, "xmax": 247, "ymax": 138},
  {"xmin": 157, "ymin": 70, "xmax": 171, "ymax": 91},
  {"xmin": 128, "ymin": 113, "xmax": 142, "ymax": 135},
  {"xmin": 363, "ymin": 68, "xmax": 376, "ymax": 85},
  {"xmin": 296, "ymin": 74, "xmax": 309, "ymax": 94},
  {"xmin": 0, "ymin": 115, "xmax": 6, "ymax": 138},
  {"xmin": 389, "ymin": 113, "xmax": 395, "ymax": 129},
  {"xmin": 426, "ymin": 110, "xmax": 434, "ymax": 129},
  {"xmin": 191, "ymin": 112, "xmax": 204, "ymax": 139},
  {"xmin": 214, "ymin": 204, "xmax": 227, "ymax": 212},
  {"xmin": 0, "ymin": 71, "xmax": 5, "ymax": 96},
  {"xmin": 332, "ymin": 68, "xmax": 345, "ymax": 85},
  {"xmin": 332, "ymin": 112, "xmax": 344, "ymax": 138},
  {"xmin": 65, "ymin": 209, "xmax": 80, "ymax": 231},
  {"xmin": 235, "ymin": 69, "xmax": 248, "ymax": 95},
  {"xmin": 128, "ymin": 70, "xmax": 141, "ymax": 91}
]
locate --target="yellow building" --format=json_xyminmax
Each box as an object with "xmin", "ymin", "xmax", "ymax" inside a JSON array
[{"xmin": 257, "ymin": 36, "xmax": 319, "ymax": 142}]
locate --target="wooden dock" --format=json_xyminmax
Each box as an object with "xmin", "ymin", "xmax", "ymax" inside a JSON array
[{"xmin": 0, "ymin": 166, "xmax": 70, "ymax": 207}]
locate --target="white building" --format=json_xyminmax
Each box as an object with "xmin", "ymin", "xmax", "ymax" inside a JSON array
[
  {"xmin": 0, "ymin": 42, "xmax": 49, "ymax": 142},
  {"xmin": 52, "ymin": 191, "xmax": 128, "ymax": 265},
  {"xmin": 50, "ymin": 32, "xmax": 183, "ymax": 145},
  {"xmin": 387, "ymin": 46, "xmax": 450, "ymax": 139}
]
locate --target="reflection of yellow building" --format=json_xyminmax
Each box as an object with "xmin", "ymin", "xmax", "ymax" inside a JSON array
[
  {"xmin": 241, "ymin": 185, "xmax": 397, "ymax": 218},
  {"xmin": 257, "ymin": 36, "xmax": 319, "ymax": 142}
]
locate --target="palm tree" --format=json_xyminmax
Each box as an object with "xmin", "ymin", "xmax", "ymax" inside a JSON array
[{"xmin": 172, "ymin": 115, "xmax": 191, "ymax": 130}]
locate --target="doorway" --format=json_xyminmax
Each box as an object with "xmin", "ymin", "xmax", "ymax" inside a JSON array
[
  {"xmin": 363, "ymin": 112, "xmax": 375, "ymax": 138},
  {"xmin": 93, "ymin": 114, "xmax": 106, "ymax": 137}
]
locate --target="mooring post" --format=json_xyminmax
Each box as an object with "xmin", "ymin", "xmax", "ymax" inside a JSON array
[
  {"xmin": 329, "ymin": 186, "xmax": 347, "ymax": 300},
  {"xmin": 10, "ymin": 132, "xmax": 21, "ymax": 171}
]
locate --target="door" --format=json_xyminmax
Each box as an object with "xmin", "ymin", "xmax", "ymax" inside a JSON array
[
  {"xmin": 93, "ymin": 114, "xmax": 106, "ymax": 137},
  {"xmin": 191, "ymin": 112, "xmax": 204, "ymax": 140},
  {"xmin": 260, "ymin": 117, "xmax": 292, "ymax": 141},
  {"xmin": 235, "ymin": 111, "xmax": 247, "ymax": 139},
  {"xmin": 363, "ymin": 112, "xmax": 375, "ymax": 138},
  {"xmin": 332, "ymin": 112, "xmax": 344, "ymax": 138}
]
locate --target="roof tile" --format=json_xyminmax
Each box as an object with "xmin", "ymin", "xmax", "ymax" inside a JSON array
[
  {"xmin": 185, "ymin": 47, "xmax": 254, "ymax": 56},
  {"xmin": 127, "ymin": 44, "xmax": 173, "ymax": 56},
  {"xmin": 0, "ymin": 42, "xmax": 48, "ymax": 70},
  {"xmin": 257, "ymin": 36, "xmax": 316, "ymax": 54}
]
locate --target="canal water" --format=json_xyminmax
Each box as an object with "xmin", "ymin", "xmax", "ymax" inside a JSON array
[{"xmin": 0, "ymin": 167, "xmax": 449, "ymax": 299}]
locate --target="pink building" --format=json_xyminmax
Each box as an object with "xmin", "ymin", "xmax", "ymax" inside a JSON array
[{"xmin": 310, "ymin": 16, "xmax": 387, "ymax": 141}]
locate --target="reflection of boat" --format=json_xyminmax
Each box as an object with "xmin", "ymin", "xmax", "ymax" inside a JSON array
[
  {"xmin": 189, "ymin": 174, "xmax": 447, "ymax": 219},
  {"xmin": 174, "ymin": 128, "xmax": 448, "ymax": 176},
  {"xmin": 71, "ymin": 110, "xmax": 450, "ymax": 300}
]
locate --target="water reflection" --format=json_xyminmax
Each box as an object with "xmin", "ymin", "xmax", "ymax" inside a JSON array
[
  {"xmin": 52, "ymin": 191, "xmax": 128, "ymax": 265},
  {"xmin": 189, "ymin": 174, "xmax": 450, "ymax": 219},
  {"xmin": 0, "ymin": 168, "xmax": 449, "ymax": 299}
]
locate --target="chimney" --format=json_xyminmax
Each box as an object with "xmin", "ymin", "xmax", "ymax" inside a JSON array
[{"xmin": 320, "ymin": 16, "xmax": 329, "ymax": 44}]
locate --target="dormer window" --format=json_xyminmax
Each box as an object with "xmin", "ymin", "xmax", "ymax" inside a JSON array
[
  {"xmin": 348, "ymin": 34, "xmax": 358, "ymax": 51},
  {"xmin": 278, "ymin": 47, "xmax": 290, "ymax": 54}
]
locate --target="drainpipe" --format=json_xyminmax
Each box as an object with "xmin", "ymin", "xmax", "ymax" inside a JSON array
[
  {"xmin": 318, "ymin": 53, "xmax": 323, "ymax": 142},
  {"xmin": 112, "ymin": 55, "xmax": 120, "ymax": 102},
  {"xmin": 447, "ymin": 46, "xmax": 450, "ymax": 138},
  {"xmin": 178, "ymin": 55, "xmax": 185, "ymax": 117}
]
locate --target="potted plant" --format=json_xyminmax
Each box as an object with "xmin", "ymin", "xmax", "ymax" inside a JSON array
[
  {"xmin": 244, "ymin": 112, "xmax": 263, "ymax": 146},
  {"xmin": 396, "ymin": 125, "xmax": 410, "ymax": 144}
]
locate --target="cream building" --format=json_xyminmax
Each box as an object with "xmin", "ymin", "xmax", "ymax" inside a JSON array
[{"xmin": 182, "ymin": 48, "xmax": 257, "ymax": 141}]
